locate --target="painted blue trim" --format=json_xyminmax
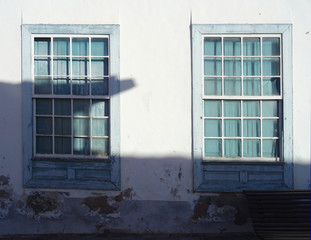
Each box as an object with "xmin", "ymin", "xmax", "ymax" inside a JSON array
[
  {"xmin": 21, "ymin": 24, "xmax": 121, "ymax": 190},
  {"xmin": 192, "ymin": 24, "xmax": 293, "ymax": 192}
]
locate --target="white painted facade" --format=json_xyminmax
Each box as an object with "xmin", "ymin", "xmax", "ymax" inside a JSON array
[{"xmin": 0, "ymin": 0, "xmax": 310, "ymax": 235}]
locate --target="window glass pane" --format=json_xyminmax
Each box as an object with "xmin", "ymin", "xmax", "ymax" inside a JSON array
[
  {"xmin": 91, "ymin": 78, "xmax": 109, "ymax": 95},
  {"xmin": 34, "ymin": 77, "xmax": 52, "ymax": 94},
  {"xmin": 36, "ymin": 117, "xmax": 52, "ymax": 134},
  {"xmin": 73, "ymin": 118, "xmax": 90, "ymax": 136},
  {"xmin": 224, "ymin": 120, "xmax": 241, "ymax": 137},
  {"xmin": 263, "ymin": 77, "xmax": 280, "ymax": 95},
  {"xmin": 262, "ymin": 101, "xmax": 278, "ymax": 117},
  {"xmin": 224, "ymin": 139, "xmax": 241, "ymax": 157},
  {"xmin": 243, "ymin": 101, "xmax": 260, "ymax": 117},
  {"xmin": 243, "ymin": 120, "xmax": 260, "ymax": 137},
  {"xmin": 243, "ymin": 140, "xmax": 260, "ymax": 157},
  {"xmin": 92, "ymin": 100, "xmax": 109, "ymax": 117},
  {"xmin": 55, "ymin": 117, "xmax": 71, "ymax": 135},
  {"xmin": 224, "ymin": 37, "xmax": 241, "ymax": 56},
  {"xmin": 262, "ymin": 119, "xmax": 279, "ymax": 137},
  {"xmin": 92, "ymin": 118, "xmax": 109, "ymax": 137},
  {"xmin": 34, "ymin": 57, "xmax": 51, "ymax": 75},
  {"xmin": 36, "ymin": 99, "xmax": 52, "ymax": 115},
  {"xmin": 204, "ymin": 58, "xmax": 222, "ymax": 76},
  {"xmin": 34, "ymin": 38, "xmax": 50, "ymax": 55},
  {"xmin": 91, "ymin": 38, "xmax": 108, "ymax": 56},
  {"xmin": 243, "ymin": 78, "xmax": 261, "ymax": 96},
  {"xmin": 36, "ymin": 136, "xmax": 52, "ymax": 154},
  {"xmin": 55, "ymin": 137, "xmax": 71, "ymax": 154},
  {"xmin": 224, "ymin": 77, "xmax": 241, "ymax": 95},
  {"xmin": 73, "ymin": 137, "xmax": 90, "ymax": 155},
  {"xmin": 224, "ymin": 100, "xmax": 240, "ymax": 117},
  {"xmin": 92, "ymin": 138, "xmax": 108, "ymax": 156},
  {"xmin": 204, "ymin": 77, "xmax": 222, "ymax": 95},
  {"xmin": 243, "ymin": 37, "xmax": 260, "ymax": 56},
  {"xmin": 243, "ymin": 58, "xmax": 261, "ymax": 76},
  {"xmin": 53, "ymin": 77, "xmax": 70, "ymax": 94},
  {"xmin": 263, "ymin": 139, "xmax": 279, "ymax": 157},
  {"xmin": 205, "ymin": 139, "xmax": 222, "ymax": 157},
  {"xmin": 204, "ymin": 37, "xmax": 221, "ymax": 56},
  {"xmin": 204, "ymin": 100, "xmax": 221, "ymax": 117},
  {"xmin": 262, "ymin": 37, "xmax": 280, "ymax": 56},
  {"xmin": 73, "ymin": 99, "xmax": 90, "ymax": 116},
  {"xmin": 53, "ymin": 57, "xmax": 70, "ymax": 75},
  {"xmin": 72, "ymin": 38, "xmax": 89, "ymax": 56},
  {"xmin": 72, "ymin": 78, "xmax": 90, "ymax": 95},
  {"xmin": 91, "ymin": 58, "xmax": 108, "ymax": 76},
  {"xmin": 72, "ymin": 58, "xmax": 89, "ymax": 76},
  {"xmin": 263, "ymin": 58, "xmax": 280, "ymax": 76},
  {"xmin": 224, "ymin": 58, "xmax": 241, "ymax": 76},
  {"xmin": 53, "ymin": 38, "xmax": 69, "ymax": 56},
  {"xmin": 55, "ymin": 99, "xmax": 71, "ymax": 116},
  {"xmin": 204, "ymin": 119, "xmax": 221, "ymax": 137}
]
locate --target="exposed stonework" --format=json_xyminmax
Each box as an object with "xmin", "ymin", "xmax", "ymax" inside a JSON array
[
  {"xmin": 17, "ymin": 192, "xmax": 64, "ymax": 220},
  {"xmin": 0, "ymin": 175, "xmax": 12, "ymax": 219}
]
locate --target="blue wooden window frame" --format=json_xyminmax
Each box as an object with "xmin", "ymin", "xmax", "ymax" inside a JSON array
[
  {"xmin": 192, "ymin": 24, "xmax": 293, "ymax": 192},
  {"xmin": 22, "ymin": 25, "xmax": 120, "ymax": 190}
]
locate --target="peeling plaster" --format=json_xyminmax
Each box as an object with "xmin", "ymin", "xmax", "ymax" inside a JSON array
[{"xmin": 0, "ymin": 175, "xmax": 12, "ymax": 219}]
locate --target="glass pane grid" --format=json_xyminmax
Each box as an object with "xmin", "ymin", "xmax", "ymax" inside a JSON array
[{"xmin": 33, "ymin": 35, "xmax": 110, "ymax": 157}]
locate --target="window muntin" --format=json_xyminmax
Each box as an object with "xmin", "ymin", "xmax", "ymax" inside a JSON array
[
  {"xmin": 203, "ymin": 35, "xmax": 282, "ymax": 160},
  {"xmin": 33, "ymin": 36, "xmax": 110, "ymax": 157}
]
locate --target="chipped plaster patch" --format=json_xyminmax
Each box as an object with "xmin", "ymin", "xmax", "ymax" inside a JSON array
[{"xmin": 0, "ymin": 175, "xmax": 13, "ymax": 219}]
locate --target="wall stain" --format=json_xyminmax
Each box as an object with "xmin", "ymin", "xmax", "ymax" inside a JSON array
[
  {"xmin": 82, "ymin": 196, "xmax": 117, "ymax": 215},
  {"xmin": 192, "ymin": 196, "xmax": 211, "ymax": 220},
  {"xmin": 0, "ymin": 175, "xmax": 12, "ymax": 219}
]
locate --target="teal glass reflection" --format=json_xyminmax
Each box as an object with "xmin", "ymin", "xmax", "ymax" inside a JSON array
[
  {"xmin": 91, "ymin": 38, "xmax": 108, "ymax": 56},
  {"xmin": 243, "ymin": 38, "xmax": 260, "ymax": 56},
  {"xmin": 263, "ymin": 77, "xmax": 280, "ymax": 95},
  {"xmin": 224, "ymin": 101, "xmax": 240, "ymax": 117},
  {"xmin": 53, "ymin": 57, "xmax": 70, "ymax": 75},
  {"xmin": 224, "ymin": 139, "xmax": 241, "ymax": 157},
  {"xmin": 204, "ymin": 77, "xmax": 222, "ymax": 95},
  {"xmin": 55, "ymin": 137, "xmax": 71, "ymax": 154},
  {"xmin": 262, "ymin": 101, "xmax": 278, "ymax": 117},
  {"xmin": 224, "ymin": 58, "xmax": 241, "ymax": 76},
  {"xmin": 92, "ymin": 100, "xmax": 109, "ymax": 116},
  {"xmin": 34, "ymin": 57, "xmax": 51, "ymax": 75},
  {"xmin": 204, "ymin": 100, "xmax": 221, "ymax": 117},
  {"xmin": 73, "ymin": 99, "xmax": 90, "ymax": 116},
  {"xmin": 73, "ymin": 137, "xmax": 90, "ymax": 155},
  {"xmin": 92, "ymin": 78, "xmax": 108, "ymax": 95},
  {"xmin": 73, "ymin": 118, "xmax": 90, "ymax": 136},
  {"xmin": 263, "ymin": 58, "xmax": 280, "ymax": 76},
  {"xmin": 36, "ymin": 136, "xmax": 52, "ymax": 154},
  {"xmin": 55, "ymin": 117, "xmax": 71, "ymax": 135},
  {"xmin": 72, "ymin": 78, "xmax": 90, "ymax": 95},
  {"xmin": 72, "ymin": 58, "xmax": 89, "ymax": 76},
  {"xmin": 204, "ymin": 119, "xmax": 221, "ymax": 137},
  {"xmin": 34, "ymin": 38, "xmax": 50, "ymax": 55},
  {"xmin": 243, "ymin": 78, "xmax": 261, "ymax": 96},
  {"xmin": 92, "ymin": 119, "xmax": 109, "ymax": 137},
  {"xmin": 204, "ymin": 139, "xmax": 222, "ymax": 157},
  {"xmin": 91, "ymin": 58, "xmax": 108, "ymax": 76},
  {"xmin": 36, "ymin": 117, "xmax": 52, "ymax": 134},
  {"xmin": 204, "ymin": 37, "xmax": 221, "ymax": 56},
  {"xmin": 36, "ymin": 99, "xmax": 52, "ymax": 115},
  {"xmin": 204, "ymin": 58, "xmax": 222, "ymax": 76},
  {"xmin": 53, "ymin": 38, "xmax": 69, "ymax": 55},
  {"xmin": 243, "ymin": 139, "xmax": 260, "ymax": 157},
  {"xmin": 262, "ymin": 119, "xmax": 279, "ymax": 137},
  {"xmin": 243, "ymin": 58, "xmax": 261, "ymax": 76},
  {"xmin": 243, "ymin": 120, "xmax": 260, "ymax": 137},
  {"xmin": 72, "ymin": 38, "xmax": 89, "ymax": 56},
  {"xmin": 224, "ymin": 78, "xmax": 241, "ymax": 95},
  {"xmin": 243, "ymin": 101, "xmax": 260, "ymax": 117},
  {"xmin": 224, "ymin": 120, "xmax": 241, "ymax": 137},
  {"xmin": 53, "ymin": 77, "xmax": 70, "ymax": 94},
  {"xmin": 263, "ymin": 139, "xmax": 278, "ymax": 157},
  {"xmin": 262, "ymin": 38, "xmax": 280, "ymax": 56},
  {"xmin": 34, "ymin": 77, "xmax": 52, "ymax": 94},
  {"xmin": 224, "ymin": 38, "xmax": 241, "ymax": 56},
  {"xmin": 92, "ymin": 138, "xmax": 108, "ymax": 156}
]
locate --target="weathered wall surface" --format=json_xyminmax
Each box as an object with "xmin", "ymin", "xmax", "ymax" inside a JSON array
[{"xmin": 0, "ymin": 0, "xmax": 310, "ymax": 235}]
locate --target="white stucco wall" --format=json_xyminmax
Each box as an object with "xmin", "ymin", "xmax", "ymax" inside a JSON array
[{"xmin": 0, "ymin": 0, "xmax": 310, "ymax": 201}]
